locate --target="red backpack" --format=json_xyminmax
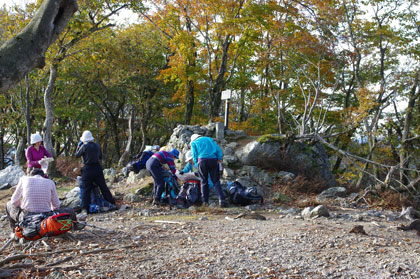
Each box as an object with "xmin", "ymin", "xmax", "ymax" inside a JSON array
[{"xmin": 15, "ymin": 213, "xmax": 73, "ymax": 241}]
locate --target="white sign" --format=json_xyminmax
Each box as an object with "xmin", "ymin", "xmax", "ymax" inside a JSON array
[{"xmin": 221, "ymin": 90, "xmax": 231, "ymax": 100}]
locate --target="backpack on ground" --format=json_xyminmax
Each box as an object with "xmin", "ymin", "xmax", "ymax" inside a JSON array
[
  {"xmin": 126, "ymin": 151, "xmax": 154, "ymax": 174},
  {"xmin": 227, "ymin": 181, "xmax": 264, "ymax": 206},
  {"xmin": 78, "ymin": 177, "xmax": 117, "ymax": 213},
  {"xmin": 14, "ymin": 212, "xmax": 73, "ymax": 241},
  {"xmin": 176, "ymin": 180, "xmax": 201, "ymax": 208},
  {"xmin": 161, "ymin": 171, "xmax": 180, "ymax": 208}
]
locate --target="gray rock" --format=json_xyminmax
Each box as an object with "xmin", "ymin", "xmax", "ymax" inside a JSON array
[
  {"xmin": 0, "ymin": 183, "xmax": 11, "ymax": 190},
  {"xmin": 223, "ymin": 155, "xmax": 238, "ymax": 166},
  {"xmin": 235, "ymin": 138, "xmax": 336, "ymax": 187},
  {"xmin": 124, "ymin": 193, "xmax": 142, "ymax": 203},
  {"xmin": 240, "ymin": 165, "xmax": 273, "ymax": 186},
  {"xmin": 311, "ymin": 205, "xmax": 330, "ymax": 217},
  {"xmin": 0, "ymin": 165, "xmax": 25, "ymax": 186},
  {"xmin": 215, "ymin": 122, "xmax": 224, "ymax": 140},
  {"xmin": 276, "ymin": 171, "xmax": 296, "ymax": 182},
  {"xmin": 245, "ymin": 204, "xmax": 261, "ymax": 210},
  {"xmin": 318, "ymin": 187, "xmax": 347, "ymax": 198},
  {"xmin": 301, "ymin": 205, "xmax": 329, "ymax": 218},
  {"xmin": 222, "ymin": 167, "xmax": 235, "ymax": 179},
  {"xmin": 301, "ymin": 206, "xmax": 314, "ymax": 218},
  {"xmin": 61, "ymin": 187, "xmax": 81, "ymax": 208},
  {"xmin": 103, "ymin": 168, "xmax": 117, "ymax": 184}
]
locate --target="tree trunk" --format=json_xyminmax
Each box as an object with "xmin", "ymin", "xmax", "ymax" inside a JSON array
[
  {"xmin": 184, "ymin": 79, "xmax": 194, "ymax": 125},
  {"xmin": 43, "ymin": 63, "xmax": 58, "ymax": 176},
  {"xmin": 15, "ymin": 130, "xmax": 27, "ymax": 167},
  {"xmin": 0, "ymin": 127, "xmax": 4, "ymax": 170},
  {"xmin": 118, "ymin": 108, "xmax": 134, "ymax": 167},
  {"xmin": 209, "ymin": 35, "xmax": 231, "ymax": 121},
  {"xmin": 0, "ymin": 0, "xmax": 78, "ymax": 92},
  {"xmin": 399, "ymin": 72, "xmax": 420, "ymax": 184}
]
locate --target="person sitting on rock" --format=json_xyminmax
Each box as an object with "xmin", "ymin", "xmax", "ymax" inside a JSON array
[
  {"xmin": 146, "ymin": 148, "xmax": 179, "ymax": 206},
  {"xmin": 190, "ymin": 134, "xmax": 227, "ymax": 207},
  {"xmin": 76, "ymin": 130, "xmax": 116, "ymax": 215},
  {"xmin": 5, "ymin": 169, "xmax": 76, "ymax": 230},
  {"xmin": 25, "ymin": 132, "xmax": 53, "ymax": 174}
]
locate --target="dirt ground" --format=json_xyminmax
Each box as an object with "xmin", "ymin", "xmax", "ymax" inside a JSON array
[{"xmin": 1, "ymin": 187, "xmax": 420, "ymax": 279}]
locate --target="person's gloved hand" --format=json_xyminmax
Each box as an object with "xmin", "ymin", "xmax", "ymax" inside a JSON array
[
  {"xmin": 179, "ymin": 171, "xmax": 184, "ymax": 175},
  {"xmin": 194, "ymin": 172, "xmax": 199, "ymax": 177}
]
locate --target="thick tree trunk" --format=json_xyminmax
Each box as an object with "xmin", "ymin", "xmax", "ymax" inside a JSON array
[{"xmin": 0, "ymin": 0, "xmax": 78, "ymax": 92}]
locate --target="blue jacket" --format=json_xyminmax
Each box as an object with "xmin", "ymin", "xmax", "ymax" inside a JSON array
[{"xmin": 191, "ymin": 136, "xmax": 223, "ymax": 164}]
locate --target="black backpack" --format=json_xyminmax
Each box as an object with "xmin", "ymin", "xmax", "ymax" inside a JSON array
[
  {"xmin": 227, "ymin": 181, "xmax": 264, "ymax": 206},
  {"xmin": 176, "ymin": 180, "xmax": 201, "ymax": 209},
  {"xmin": 126, "ymin": 151, "xmax": 154, "ymax": 174}
]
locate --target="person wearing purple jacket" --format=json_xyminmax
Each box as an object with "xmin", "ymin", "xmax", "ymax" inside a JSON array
[
  {"xmin": 146, "ymin": 149, "xmax": 179, "ymax": 206},
  {"xmin": 25, "ymin": 133, "xmax": 52, "ymax": 174}
]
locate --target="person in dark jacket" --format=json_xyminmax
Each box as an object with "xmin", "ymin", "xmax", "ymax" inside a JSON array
[
  {"xmin": 76, "ymin": 130, "xmax": 115, "ymax": 214},
  {"xmin": 190, "ymin": 134, "xmax": 227, "ymax": 207},
  {"xmin": 146, "ymin": 149, "xmax": 179, "ymax": 206}
]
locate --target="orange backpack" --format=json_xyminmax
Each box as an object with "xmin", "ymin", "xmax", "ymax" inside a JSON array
[{"xmin": 15, "ymin": 213, "xmax": 73, "ymax": 241}]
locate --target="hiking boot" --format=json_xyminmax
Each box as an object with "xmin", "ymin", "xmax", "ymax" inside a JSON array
[
  {"xmin": 219, "ymin": 200, "xmax": 228, "ymax": 208},
  {"xmin": 152, "ymin": 199, "xmax": 165, "ymax": 207}
]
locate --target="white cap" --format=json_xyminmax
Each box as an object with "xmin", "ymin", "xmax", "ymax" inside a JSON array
[
  {"xmin": 144, "ymin": 145, "xmax": 152, "ymax": 152},
  {"xmin": 80, "ymin": 130, "xmax": 94, "ymax": 143},
  {"xmin": 190, "ymin": 134, "xmax": 202, "ymax": 143},
  {"xmin": 185, "ymin": 150, "xmax": 193, "ymax": 161},
  {"xmin": 30, "ymin": 133, "xmax": 42, "ymax": 144}
]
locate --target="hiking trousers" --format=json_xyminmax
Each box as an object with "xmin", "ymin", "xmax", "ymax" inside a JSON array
[
  {"xmin": 146, "ymin": 157, "xmax": 165, "ymax": 201},
  {"xmin": 81, "ymin": 164, "xmax": 115, "ymax": 211},
  {"xmin": 197, "ymin": 158, "xmax": 225, "ymax": 203}
]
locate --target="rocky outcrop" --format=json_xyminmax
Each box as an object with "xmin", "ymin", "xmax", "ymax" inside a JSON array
[
  {"xmin": 0, "ymin": 165, "xmax": 25, "ymax": 187},
  {"xmin": 235, "ymin": 135, "xmax": 336, "ymax": 187},
  {"xmin": 131, "ymin": 124, "xmax": 338, "ymax": 201}
]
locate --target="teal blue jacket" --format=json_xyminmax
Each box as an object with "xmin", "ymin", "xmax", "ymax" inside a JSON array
[{"xmin": 191, "ymin": 136, "xmax": 223, "ymax": 165}]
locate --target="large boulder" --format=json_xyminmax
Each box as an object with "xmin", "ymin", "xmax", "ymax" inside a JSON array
[
  {"xmin": 235, "ymin": 135, "xmax": 336, "ymax": 187},
  {"xmin": 0, "ymin": 165, "xmax": 25, "ymax": 186}
]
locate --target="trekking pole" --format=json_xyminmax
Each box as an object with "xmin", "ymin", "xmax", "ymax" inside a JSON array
[{"xmin": 73, "ymin": 221, "xmax": 115, "ymax": 233}]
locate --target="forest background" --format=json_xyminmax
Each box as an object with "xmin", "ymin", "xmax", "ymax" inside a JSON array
[{"xmin": 1, "ymin": 0, "xmax": 420, "ymax": 204}]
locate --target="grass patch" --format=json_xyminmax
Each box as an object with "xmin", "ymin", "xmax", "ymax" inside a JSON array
[
  {"xmin": 257, "ymin": 134, "xmax": 287, "ymax": 144},
  {"xmin": 272, "ymin": 193, "xmax": 292, "ymax": 204}
]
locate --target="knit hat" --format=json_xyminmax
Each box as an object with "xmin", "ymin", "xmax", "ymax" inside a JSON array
[
  {"xmin": 30, "ymin": 133, "xmax": 43, "ymax": 145},
  {"xmin": 171, "ymin": 149, "xmax": 180, "ymax": 159},
  {"xmin": 80, "ymin": 130, "xmax": 94, "ymax": 143}
]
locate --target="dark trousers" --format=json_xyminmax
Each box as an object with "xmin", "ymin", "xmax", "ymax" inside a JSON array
[
  {"xmin": 81, "ymin": 164, "xmax": 115, "ymax": 211},
  {"xmin": 197, "ymin": 158, "xmax": 225, "ymax": 203},
  {"xmin": 146, "ymin": 157, "xmax": 165, "ymax": 201},
  {"xmin": 6, "ymin": 201, "xmax": 76, "ymax": 230}
]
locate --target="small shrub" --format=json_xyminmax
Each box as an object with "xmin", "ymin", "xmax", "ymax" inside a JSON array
[{"xmin": 56, "ymin": 157, "xmax": 82, "ymax": 179}]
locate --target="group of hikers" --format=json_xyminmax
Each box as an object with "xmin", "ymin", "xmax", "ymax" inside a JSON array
[
  {"xmin": 145, "ymin": 133, "xmax": 227, "ymax": 208},
  {"xmin": 4, "ymin": 131, "xmax": 228, "ymax": 239}
]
